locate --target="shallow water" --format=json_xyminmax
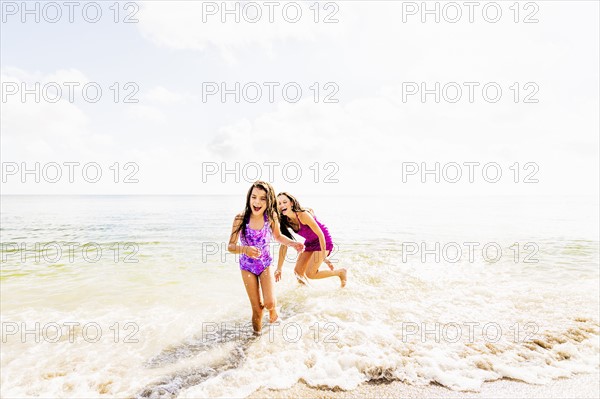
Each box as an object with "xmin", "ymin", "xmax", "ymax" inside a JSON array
[{"xmin": 1, "ymin": 195, "xmax": 598, "ymax": 397}]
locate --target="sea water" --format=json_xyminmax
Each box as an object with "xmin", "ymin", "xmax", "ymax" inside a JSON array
[{"xmin": 1, "ymin": 195, "xmax": 598, "ymax": 397}]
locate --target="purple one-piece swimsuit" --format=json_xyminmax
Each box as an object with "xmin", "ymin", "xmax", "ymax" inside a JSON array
[
  {"xmin": 295, "ymin": 212, "xmax": 333, "ymax": 254},
  {"xmin": 239, "ymin": 212, "xmax": 272, "ymax": 276}
]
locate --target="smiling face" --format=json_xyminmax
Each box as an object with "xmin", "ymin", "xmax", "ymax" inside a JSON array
[
  {"xmin": 250, "ymin": 187, "xmax": 268, "ymax": 216},
  {"xmin": 277, "ymin": 194, "xmax": 292, "ymax": 217}
]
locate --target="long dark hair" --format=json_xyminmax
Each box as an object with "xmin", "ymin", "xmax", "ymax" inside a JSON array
[
  {"xmin": 233, "ymin": 181, "xmax": 279, "ymax": 241},
  {"xmin": 277, "ymin": 192, "xmax": 313, "ymax": 240}
]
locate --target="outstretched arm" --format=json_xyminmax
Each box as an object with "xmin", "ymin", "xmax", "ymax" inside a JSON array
[{"xmin": 271, "ymin": 216, "xmax": 304, "ymax": 253}]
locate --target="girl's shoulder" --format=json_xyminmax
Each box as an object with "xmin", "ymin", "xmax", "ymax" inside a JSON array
[{"xmin": 297, "ymin": 209, "xmax": 315, "ymax": 222}]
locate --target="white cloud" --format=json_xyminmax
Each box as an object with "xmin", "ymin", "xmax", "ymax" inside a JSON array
[
  {"xmin": 145, "ymin": 86, "xmax": 199, "ymax": 105},
  {"xmin": 1, "ymin": 68, "xmax": 98, "ymax": 160},
  {"xmin": 197, "ymin": 78, "xmax": 598, "ymax": 196},
  {"xmin": 0, "ymin": 67, "xmax": 90, "ymax": 85},
  {"xmin": 136, "ymin": 1, "xmax": 346, "ymax": 63},
  {"xmin": 125, "ymin": 104, "xmax": 168, "ymax": 124}
]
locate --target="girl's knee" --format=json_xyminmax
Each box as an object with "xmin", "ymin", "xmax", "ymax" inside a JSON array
[
  {"xmin": 306, "ymin": 269, "xmax": 317, "ymax": 279},
  {"xmin": 263, "ymin": 300, "xmax": 275, "ymax": 310}
]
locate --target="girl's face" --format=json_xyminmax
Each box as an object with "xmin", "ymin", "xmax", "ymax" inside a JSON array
[
  {"xmin": 277, "ymin": 195, "xmax": 292, "ymax": 217},
  {"xmin": 250, "ymin": 187, "xmax": 268, "ymax": 216}
]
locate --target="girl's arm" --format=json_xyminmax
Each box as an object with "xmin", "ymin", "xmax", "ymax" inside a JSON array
[
  {"xmin": 277, "ymin": 245, "xmax": 288, "ymax": 270},
  {"xmin": 298, "ymin": 211, "xmax": 327, "ymax": 256},
  {"xmin": 275, "ymin": 245, "xmax": 288, "ymax": 282},
  {"xmin": 271, "ymin": 216, "xmax": 304, "ymax": 253},
  {"xmin": 227, "ymin": 214, "xmax": 260, "ymax": 258}
]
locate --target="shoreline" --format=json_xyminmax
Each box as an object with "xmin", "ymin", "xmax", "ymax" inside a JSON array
[{"xmin": 247, "ymin": 372, "xmax": 600, "ymax": 399}]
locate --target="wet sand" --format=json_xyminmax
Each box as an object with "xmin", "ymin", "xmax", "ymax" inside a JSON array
[{"xmin": 248, "ymin": 372, "xmax": 600, "ymax": 398}]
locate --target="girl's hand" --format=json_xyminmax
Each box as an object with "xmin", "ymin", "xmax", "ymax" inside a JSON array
[
  {"xmin": 245, "ymin": 246, "xmax": 262, "ymax": 259},
  {"xmin": 274, "ymin": 268, "xmax": 282, "ymax": 282},
  {"xmin": 290, "ymin": 242, "xmax": 304, "ymax": 253}
]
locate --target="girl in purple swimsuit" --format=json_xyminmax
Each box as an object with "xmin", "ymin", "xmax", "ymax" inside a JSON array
[
  {"xmin": 228, "ymin": 181, "xmax": 304, "ymax": 333},
  {"xmin": 275, "ymin": 192, "xmax": 347, "ymax": 287}
]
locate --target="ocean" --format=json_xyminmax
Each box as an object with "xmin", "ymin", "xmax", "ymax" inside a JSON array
[{"xmin": 1, "ymin": 194, "xmax": 598, "ymax": 397}]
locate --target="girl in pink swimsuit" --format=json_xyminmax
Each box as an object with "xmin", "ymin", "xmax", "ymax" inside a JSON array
[
  {"xmin": 228, "ymin": 182, "xmax": 304, "ymax": 333},
  {"xmin": 275, "ymin": 192, "xmax": 347, "ymax": 287}
]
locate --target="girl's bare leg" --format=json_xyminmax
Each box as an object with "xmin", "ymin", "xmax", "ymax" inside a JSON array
[
  {"xmin": 294, "ymin": 251, "xmax": 313, "ymax": 285},
  {"xmin": 259, "ymin": 266, "xmax": 278, "ymax": 323},
  {"xmin": 324, "ymin": 257, "xmax": 335, "ymax": 270},
  {"xmin": 305, "ymin": 251, "xmax": 347, "ymax": 287},
  {"xmin": 241, "ymin": 270, "xmax": 264, "ymax": 333}
]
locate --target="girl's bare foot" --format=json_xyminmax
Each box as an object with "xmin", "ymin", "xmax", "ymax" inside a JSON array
[
  {"xmin": 339, "ymin": 268, "xmax": 347, "ymax": 288},
  {"xmin": 295, "ymin": 272, "xmax": 309, "ymax": 286}
]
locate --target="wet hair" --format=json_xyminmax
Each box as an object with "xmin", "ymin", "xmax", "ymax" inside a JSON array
[
  {"xmin": 277, "ymin": 192, "xmax": 313, "ymax": 240},
  {"xmin": 233, "ymin": 181, "xmax": 278, "ymax": 241}
]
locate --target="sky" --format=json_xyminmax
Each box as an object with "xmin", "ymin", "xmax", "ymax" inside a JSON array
[{"xmin": 1, "ymin": 0, "xmax": 598, "ymax": 196}]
